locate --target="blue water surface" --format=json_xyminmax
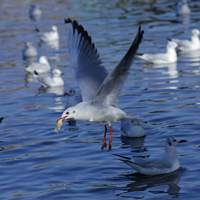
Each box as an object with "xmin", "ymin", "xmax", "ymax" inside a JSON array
[{"xmin": 0, "ymin": 0, "xmax": 200, "ymax": 199}]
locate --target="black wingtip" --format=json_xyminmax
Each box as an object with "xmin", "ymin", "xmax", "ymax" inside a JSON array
[
  {"xmin": 167, "ymin": 37, "xmax": 171, "ymax": 41},
  {"xmin": 0, "ymin": 115, "xmax": 9, "ymax": 124},
  {"xmin": 65, "ymin": 18, "xmax": 95, "ymax": 47},
  {"xmin": 35, "ymin": 28, "xmax": 40, "ymax": 32},
  {"xmin": 64, "ymin": 18, "xmax": 72, "ymax": 24},
  {"xmin": 34, "ymin": 70, "xmax": 38, "ymax": 75}
]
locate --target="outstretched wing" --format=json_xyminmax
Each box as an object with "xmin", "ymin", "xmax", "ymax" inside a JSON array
[
  {"xmin": 65, "ymin": 19, "xmax": 108, "ymax": 102},
  {"xmin": 92, "ymin": 26, "xmax": 144, "ymax": 107}
]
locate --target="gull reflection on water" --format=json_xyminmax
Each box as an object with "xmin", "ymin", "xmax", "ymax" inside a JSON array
[
  {"xmin": 37, "ymin": 86, "xmax": 65, "ymax": 95},
  {"xmin": 116, "ymin": 169, "xmax": 184, "ymax": 198},
  {"xmin": 145, "ymin": 62, "xmax": 178, "ymax": 78},
  {"xmin": 39, "ymin": 40, "xmax": 59, "ymax": 51},
  {"xmin": 177, "ymin": 14, "xmax": 190, "ymax": 24},
  {"xmin": 120, "ymin": 136, "xmax": 146, "ymax": 152}
]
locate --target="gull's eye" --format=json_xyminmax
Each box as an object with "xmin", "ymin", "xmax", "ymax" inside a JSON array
[
  {"xmin": 66, "ymin": 111, "xmax": 69, "ymax": 115},
  {"xmin": 73, "ymin": 110, "xmax": 75, "ymax": 113}
]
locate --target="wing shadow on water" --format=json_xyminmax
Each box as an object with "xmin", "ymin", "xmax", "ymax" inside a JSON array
[{"xmin": 115, "ymin": 169, "xmax": 185, "ymax": 198}]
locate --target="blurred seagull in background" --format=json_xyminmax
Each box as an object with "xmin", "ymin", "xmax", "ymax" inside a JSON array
[
  {"xmin": 176, "ymin": 0, "xmax": 190, "ymax": 16},
  {"xmin": 29, "ymin": 5, "xmax": 42, "ymax": 21},
  {"xmin": 24, "ymin": 56, "xmax": 50, "ymax": 74},
  {"xmin": 36, "ymin": 26, "xmax": 59, "ymax": 42},
  {"xmin": 56, "ymin": 19, "xmax": 145, "ymax": 150},
  {"xmin": 34, "ymin": 69, "xmax": 64, "ymax": 87},
  {"xmin": 121, "ymin": 119, "xmax": 145, "ymax": 138},
  {"xmin": 22, "ymin": 42, "xmax": 38, "ymax": 58},
  {"xmin": 115, "ymin": 137, "xmax": 187, "ymax": 175},
  {"xmin": 172, "ymin": 29, "xmax": 200, "ymax": 52},
  {"xmin": 138, "ymin": 40, "xmax": 178, "ymax": 64}
]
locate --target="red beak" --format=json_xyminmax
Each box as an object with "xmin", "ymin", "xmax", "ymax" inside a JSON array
[
  {"xmin": 61, "ymin": 72, "xmax": 64, "ymax": 75},
  {"xmin": 56, "ymin": 116, "xmax": 67, "ymax": 122}
]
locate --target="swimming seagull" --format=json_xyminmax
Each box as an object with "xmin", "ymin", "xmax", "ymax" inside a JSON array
[
  {"xmin": 172, "ymin": 29, "xmax": 200, "ymax": 52},
  {"xmin": 56, "ymin": 19, "xmax": 145, "ymax": 150},
  {"xmin": 65, "ymin": 88, "xmax": 82, "ymax": 109},
  {"xmin": 24, "ymin": 56, "xmax": 50, "ymax": 74},
  {"xmin": 176, "ymin": 0, "xmax": 190, "ymax": 16},
  {"xmin": 115, "ymin": 137, "xmax": 187, "ymax": 175},
  {"xmin": 138, "ymin": 40, "xmax": 178, "ymax": 64},
  {"xmin": 36, "ymin": 26, "xmax": 59, "ymax": 42},
  {"xmin": 34, "ymin": 69, "xmax": 64, "ymax": 87},
  {"xmin": 22, "ymin": 42, "xmax": 38, "ymax": 58},
  {"xmin": 121, "ymin": 119, "xmax": 145, "ymax": 137},
  {"xmin": 29, "ymin": 5, "xmax": 42, "ymax": 21}
]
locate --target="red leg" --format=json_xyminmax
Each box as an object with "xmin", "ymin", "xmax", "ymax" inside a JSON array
[
  {"xmin": 109, "ymin": 126, "xmax": 113, "ymax": 151},
  {"xmin": 101, "ymin": 124, "xmax": 107, "ymax": 150}
]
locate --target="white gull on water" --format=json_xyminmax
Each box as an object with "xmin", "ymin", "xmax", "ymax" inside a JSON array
[
  {"xmin": 36, "ymin": 26, "xmax": 59, "ymax": 42},
  {"xmin": 34, "ymin": 69, "xmax": 64, "ymax": 87},
  {"xmin": 138, "ymin": 40, "xmax": 178, "ymax": 64},
  {"xmin": 172, "ymin": 29, "xmax": 200, "ymax": 52},
  {"xmin": 24, "ymin": 56, "xmax": 50, "ymax": 74},
  {"xmin": 115, "ymin": 137, "xmax": 187, "ymax": 175},
  {"xmin": 57, "ymin": 19, "xmax": 145, "ymax": 150}
]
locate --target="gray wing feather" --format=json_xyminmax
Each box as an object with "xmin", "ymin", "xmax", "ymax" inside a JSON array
[
  {"xmin": 133, "ymin": 157, "xmax": 172, "ymax": 168},
  {"xmin": 92, "ymin": 26, "xmax": 144, "ymax": 107},
  {"xmin": 65, "ymin": 19, "xmax": 108, "ymax": 102}
]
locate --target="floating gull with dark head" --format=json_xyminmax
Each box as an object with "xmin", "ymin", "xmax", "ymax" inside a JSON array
[
  {"xmin": 56, "ymin": 19, "xmax": 145, "ymax": 150},
  {"xmin": 115, "ymin": 137, "xmax": 187, "ymax": 175}
]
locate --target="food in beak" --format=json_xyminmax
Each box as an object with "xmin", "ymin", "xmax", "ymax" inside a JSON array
[{"xmin": 54, "ymin": 118, "xmax": 63, "ymax": 133}]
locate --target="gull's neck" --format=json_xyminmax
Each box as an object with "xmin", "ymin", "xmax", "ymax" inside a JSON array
[
  {"xmin": 164, "ymin": 146, "xmax": 178, "ymax": 161},
  {"xmin": 166, "ymin": 47, "xmax": 177, "ymax": 62},
  {"xmin": 191, "ymin": 35, "xmax": 200, "ymax": 47}
]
